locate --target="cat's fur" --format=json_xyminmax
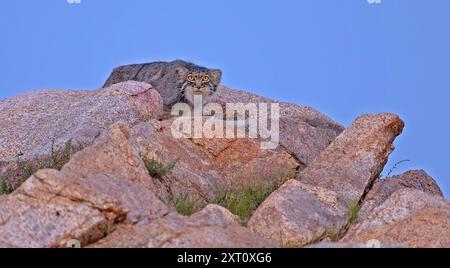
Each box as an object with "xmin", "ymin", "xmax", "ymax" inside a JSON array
[{"xmin": 103, "ymin": 60, "xmax": 222, "ymax": 109}]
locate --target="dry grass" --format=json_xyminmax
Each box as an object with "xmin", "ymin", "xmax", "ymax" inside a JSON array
[{"xmin": 0, "ymin": 139, "xmax": 84, "ymax": 195}]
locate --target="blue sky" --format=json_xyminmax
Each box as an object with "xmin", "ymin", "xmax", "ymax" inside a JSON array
[{"xmin": 0, "ymin": 0, "xmax": 449, "ymax": 197}]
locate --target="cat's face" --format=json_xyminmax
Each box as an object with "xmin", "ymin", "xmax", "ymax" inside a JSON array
[{"xmin": 176, "ymin": 67, "xmax": 222, "ymax": 106}]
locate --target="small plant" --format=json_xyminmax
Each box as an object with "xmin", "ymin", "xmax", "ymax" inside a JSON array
[
  {"xmin": 215, "ymin": 168, "xmax": 299, "ymax": 221},
  {"xmin": 215, "ymin": 183, "xmax": 276, "ymax": 221},
  {"xmin": 384, "ymin": 159, "xmax": 411, "ymax": 178},
  {"xmin": 17, "ymin": 139, "xmax": 77, "ymax": 181},
  {"xmin": 144, "ymin": 158, "xmax": 178, "ymax": 178},
  {"xmin": 0, "ymin": 178, "xmax": 13, "ymax": 195},
  {"xmin": 3, "ymin": 139, "xmax": 82, "ymax": 194},
  {"xmin": 347, "ymin": 201, "xmax": 361, "ymax": 226},
  {"xmin": 330, "ymin": 200, "xmax": 361, "ymax": 241},
  {"xmin": 50, "ymin": 138, "xmax": 75, "ymax": 171},
  {"xmin": 171, "ymin": 194, "xmax": 197, "ymax": 216}
]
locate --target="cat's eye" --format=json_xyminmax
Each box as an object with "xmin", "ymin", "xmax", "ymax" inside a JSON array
[
  {"xmin": 202, "ymin": 76, "xmax": 210, "ymax": 82},
  {"xmin": 187, "ymin": 75, "xmax": 195, "ymax": 81}
]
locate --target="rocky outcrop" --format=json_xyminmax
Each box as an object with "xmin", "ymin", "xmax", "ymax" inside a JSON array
[
  {"xmin": 105, "ymin": 63, "xmax": 347, "ymax": 166},
  {"xmin": 0, "ymin": 123, "xmax": 169, "ymax": 248},
  {"xmin": 103, "ymin": 62, "xmax": 345, "ymax": 165},
  {"xmin": 206, "ymin": 86, "xmax": 345, "ymax": 165},
  {"xmin": 298, "ymin": 113, "xmax": 405, "ymax": 203},
  {"xmin": 358, "ymin": 170, "xmax": 443, "ymax": 220},
  {"xmin": 0, "ymin": 121, "xmax": 281, "ymax": 248},
  {"xmin": 91, "ymin": 205, "xmax": 275, "ymax": 248},
  {"xmin": 248, "ymin": 180, "xmax": 348, "ymax": 247},
  {"xmin": 0, "ymin": 81, "xmax": 163, "ymax": 186},
  {"xmin": 343, "ymin": 189, "xmax": 450, "ymax": 248},
  {"xmin": 0, "ymin": 81, "xmax": 162, "ymax": 160},
  {"xmin": 0, "ymin": 62, "xmax": 447, "ymax": 248},
  {"xmin": 248, "ymin": 113, "xmax": 405, "ymax": 247},
  {"xmin": 131, "ymin": 119, "xmax": 299, "ymax": 204}
]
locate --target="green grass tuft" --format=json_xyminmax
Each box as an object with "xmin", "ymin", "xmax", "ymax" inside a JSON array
[
  {"xmin": 214, "ymin": 168, "xmax": 300, "ymax": 221},
  {"xmin": 215, "ymin": 183, "xmax": 277, "ymax": 221},
  {"xmin": 346, "ymin": 201, "xmax": 361, "ymax": 226},
  {"xmin": 144, "ymin": 158, "xmax": 178, "ymax": 178},
  {"xmin": 0, "ymin": 179, "xmax": 14, "ymax": 195},
  {"xmin": 171, "ymin": 194, "xmax": 197, "ymax": 216}
]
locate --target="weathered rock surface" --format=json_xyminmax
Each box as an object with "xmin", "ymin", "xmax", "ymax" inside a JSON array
[
  {"xmin": 91, "ymin": 205, "xmax": 276, "ymax": 248},
  {"xmin": 343, "ymin": 189, "xmax": 450, "ymax": 248},
  {"xmin": 0, "ymin": 123, "xmax": 170, "ymax": 248},
  {"xmin": 299, "ymin": 113, "xmax": 405, "ymax": 203},
  {"xmin": 206, "ymin": 86, "xmax": 345, "ymax": 165},
  {"xmin": 358, "ymin": 170, "xmax": 443, "ymax": 221},
  {"xmin": 105, "ymin": 61, "xmax": 346, "ymax": 166},
  {"xmin": 248, "ymin": 114, "xmax": 406, "ymax": 247},
  {"xmin": 131, "ymin": 119, "xmax": 300, "ymax": 204},
  {"xmin": 0, "ymin": 61, "xmax": 447, "ymax": 249},
  {"xmin": 0, "ymin": 81, "xmax": 163, "ymax": 185},
  {"xmin": 248, "ymin": 180, "xmax": 348, "ymax": 247},
  {"xmin": 308, "ymin": 242, "xmax": 403, "ymax": 248},
  {"xmin": 103, "ymin": 61, "xmax": 345, "ymax": 164}
]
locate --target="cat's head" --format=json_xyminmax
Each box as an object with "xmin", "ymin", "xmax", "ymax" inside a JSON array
[{"xmin": 175, "ymin": 67, "xmax": 222, "ymax": 106}]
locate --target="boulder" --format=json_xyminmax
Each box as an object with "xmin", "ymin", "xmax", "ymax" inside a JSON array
[
  {"xmin": 91, "ymin": 205, "xmax": 276, "ymax": 248},
  {"xmin": 343, "ymin": 189, "xmax": 450, "ymax": 248},
  {"xmin": 298, "ymin": 113, "xmax": 405, "ymax": 203},
  {"xmin": 0, "ymin": 81, "xmax": 163, "ymax": 185},
  {"xmin": 0, "ymin": 123, "xmax": 170, "ymax": 248},
  {"xmin": 131, "ymin": 119, "xmax": 300, "ymax": 204},
  {"xmin": 248, "ymin": 180, "xmax": 348, "ymax": 247},
  {"xmin": 358, "ymin": 170, "xmax": 443, "ymax": 221},
  {"xmin": 206, "ymin": 86, "xmax": 345, "ymax": 165},
  {"xmin": 103, "ymin": 61, "xmax": 345, "ymax": 163}
]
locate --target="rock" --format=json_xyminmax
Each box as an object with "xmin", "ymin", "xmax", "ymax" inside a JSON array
[
  {"xmin": 191, "ymin": 204, "xmax": 241, "ymax": 226},
  {"xmin": 0, "ymin": 169, "xmax": 121, "ymax": 248},
  {"xmin": 358, "ymin": 170, "xmax": 443, "ymax": 221},
  {"xmin": 308, "ymin": 242, "xmax": 403, "ymax": 248},
  {"xmin": 104, "ymin": 65, "xmax": 345, "ymax": 165},
  {"xmin": 343, "ymin": 189, "xmax": 450, "ymax": 248},
  {"xmin": 206, "ymin": 86, "xmax": 345, "ymax": 165},
  {"xmin": 91, "ymin": 206, "xmax": 276, "ymax": 248},
  {"xmin": 101, "ymin": 81, "xmax": 164, "ymax": 120},
  {"xmin": 61, "ymin": 121, "xmax": 159, "ymax": 194},
  {"xmin": 3, "ymin": 60, "xmax": 446, "ymax": 249},
  {"xmin": 248, "ymin": 180, "xmax": 348, "ymax": 247},
  {"xmin": 0, "ymin": 81, "xmax": 163, "ymax": 185},
  {"xmin": 0, "ymin": 123, "xmax": 170, "ymax": 248},
  {"xmin": 59, "ymin": 122, "xmax": 170, "ymax": 223},
  {"xmin": 131, "ymin": 119, "xmax": 300, "ymax": 204},
  {"xmin": 298, "ymin": 113, "xmax": 405, "ymax": 203}
]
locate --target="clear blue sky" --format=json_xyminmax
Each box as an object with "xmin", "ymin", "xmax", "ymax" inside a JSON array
[{"xmin": 0, "ymin": 0, "xmax": 449, "ymax": 197}]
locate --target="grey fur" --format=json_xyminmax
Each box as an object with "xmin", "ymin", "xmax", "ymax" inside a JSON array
[{"xmin": 103, "ymin": 60, "xmax": 222, "ymax": 108}]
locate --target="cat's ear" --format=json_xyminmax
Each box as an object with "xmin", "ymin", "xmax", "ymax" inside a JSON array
[
  {"xmin": 175, "ymin": 67, "xmax": 189, "ymax": 82},
  {"xmin": 209, "ymin": 69, "xmax": 222, "ymax": 85}
]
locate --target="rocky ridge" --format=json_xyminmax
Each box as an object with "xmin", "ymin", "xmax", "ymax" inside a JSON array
[{"xmin": 0, "ymin": 70, "xmax": 448, "ymax": 248}]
